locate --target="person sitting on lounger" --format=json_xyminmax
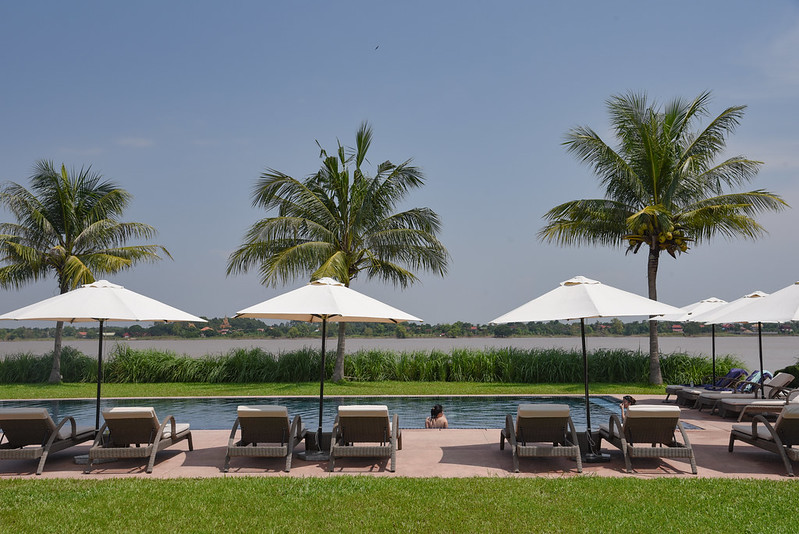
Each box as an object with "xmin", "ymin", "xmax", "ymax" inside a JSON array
[
  {"xmin": 425, "ymin": 404, "xmax": 448, "ymax": 429},
  {"xmin": 620, "ymin": 395, "xmax": 636, "ymax": 421}
]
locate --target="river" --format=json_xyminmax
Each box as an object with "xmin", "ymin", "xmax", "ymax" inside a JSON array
[{"xmin": 1, "ymin": 335, "xmax": 797, "ymax": 372}]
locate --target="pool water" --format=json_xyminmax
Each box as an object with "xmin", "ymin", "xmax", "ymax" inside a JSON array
[{"xmin": 0, "ymin": 395, "xmax": 622, "ymax": 432}]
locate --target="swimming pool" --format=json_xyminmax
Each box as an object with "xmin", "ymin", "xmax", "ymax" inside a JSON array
[{"xmin": 0, "ymin": 395, "xmax": 622, "ymax": 431}]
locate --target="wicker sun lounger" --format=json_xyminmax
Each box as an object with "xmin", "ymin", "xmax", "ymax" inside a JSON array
[
  {"xmin": 85, "ymin": 407, "xmax": 193, "ymax": 474},
  {"xmin": 500, "ymin": 404, "xmax": 582, "ymax": 473},
  {"xmin": 675, "ymin": 370, "xmax": 767, "ymax": 407},
  {"xmin": 598, "ymin": 405, "xmax": 697, "ymax": 474},
  {"xmin": 718, "ymin": 390, "xmax": 799, "ymax": 422},
  {"xmin": 329, "ymin": 405, "xmax": 401, "ymax": 472},
  {"xmin": 729, "ymin": 404, "xmax": 799, "ymax": 476},
  {"xmin": 0, "ymin": 408, "xmax": 94, "ymax": 475},
  {"xmin": 224, "ymin": 405, "xmax": 305, "ymax": 472},
  {"xmin": 696, "ymin": 373, "xmax": 794, "ymax": 413}
]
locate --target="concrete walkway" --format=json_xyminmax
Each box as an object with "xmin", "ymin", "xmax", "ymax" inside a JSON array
[{"xmin": 2, "ymin": 396, "xmax": 795, "ymax": 480}]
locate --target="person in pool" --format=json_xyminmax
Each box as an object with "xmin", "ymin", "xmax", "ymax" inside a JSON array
[
  {"xmin": 620, "ymin": 395, "xmax": 636, "ymax": 421},
  {"xmin": 425, "ymin": 404, "xmax": 448, "ymax": 428}
]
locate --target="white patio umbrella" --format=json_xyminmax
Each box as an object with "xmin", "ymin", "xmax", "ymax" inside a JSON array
[
  {"xmin": 690, "ymin": 291, "xmax": 771, "ymax": 398},
  {"xmin": 0, "ymin": 280, "xmax": 206, "ymax": 429},
  {"xmin": 490, "ymin": 275, "xmax": 680, "ymax": 457},
  {"xmin": 235, "ymin": 277, "xmax": 422, "ymax": 455},
  {"xmin": 659, "ymin": 297, "xmax": 728, "ymax": 385}
]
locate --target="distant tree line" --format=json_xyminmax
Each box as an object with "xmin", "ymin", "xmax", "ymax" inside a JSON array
[{"xmin": 0, "ymin": 317, "xmax": 794, "ymax": 341}]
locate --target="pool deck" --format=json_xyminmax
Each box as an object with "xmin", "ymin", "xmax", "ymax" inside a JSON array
[{"xmin": 1, "ymin": 396, "xmax": 795, "ymax": 480}]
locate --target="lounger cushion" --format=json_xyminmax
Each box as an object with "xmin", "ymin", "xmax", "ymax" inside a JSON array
[
  {"xmin": 731, "ymin": 423, "xmax": 773, "ymax": 441},
  {"xmin": 237, "ymin": 405, "xmax": 288, "ymax": 418},
  {"xmin": 0, "ymin": 408, "xmax": 87, "ymax": 440},
  {"xmin": 517, "ymin": 404, "xmax": 569, "ymax": 418},
  {"xmin": 161, "ymin": 423, "xmax": 191, "ymax": 439},
  {"xmin": 0, "ymin": 408, "xmax": 53, "ymax": 421},
  {"xmin": 103, "ymin": 407, "xmax": 158, "ymax": 421},
  {"xmin": 626, "ymin": 405, "xmax": 681, "ymax": 418},
  {"xmin": 338, "ymin": 405, "xmax": 389, "ymax": 417}
]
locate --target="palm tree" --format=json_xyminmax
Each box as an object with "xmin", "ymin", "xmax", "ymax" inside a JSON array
[
  {"xmin": 0, "ymin": 160, "xmax": 170, "ymax": 383},
  {"xmin": 227, "ymin": 122, "xmax": 449, "ymax": 381},
  {"xmin": 539, "ymin": 91, "xmax": 787, "ymax": 384}
]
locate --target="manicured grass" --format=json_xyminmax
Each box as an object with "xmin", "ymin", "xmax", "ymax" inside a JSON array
[
  {"xmin": 1, "ymin": 381, "xmax": 667, "ymax": 399},
  {"xmin": 0, "ymin": 477, "xmax": 794, "ymax": 533}
]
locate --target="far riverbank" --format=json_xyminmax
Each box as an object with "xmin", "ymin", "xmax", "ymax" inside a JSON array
[{"xmin": 2, "ymin": 336, "xmax": 796, "ymax": 372}]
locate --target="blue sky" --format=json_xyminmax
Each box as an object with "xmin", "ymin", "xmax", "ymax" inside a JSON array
[{"xmin": 2, "ymin": 1, "xmax": 799, "ymax": 324}]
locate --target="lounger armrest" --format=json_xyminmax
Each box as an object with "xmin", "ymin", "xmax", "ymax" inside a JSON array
[
  {"xmin": 566, "ymin": 416, "xmax": 579, "ymax": 446},
  {"xmin": 53, "ymin": 415, "xmax": 78, "ymax": 439},
  {"xmin": 788, "ymin": 390, "xmax": 799, "ymax": 403},
  {"xmin": 504, "ymin": 414, "xmax": 517, "ymax": 448},
  {"xmin": 91, "ymin": 422, "xmax": 109, "ymax": 448},
  {"xmin": 769, "ymin": 386, "xmax": 795, "ymax": 399},
  {"xmin": 228, "ymin": 417, "xmax": 241, "ymax": 447},
  {"xmin": 157, "ymin": 415, "xmax": 177, "ymax": 443},
  {"xmin": 675, "ymin": 421, "xmax": 692, "ymax": 448},
  {"xmin": 290, "ymin": 415, "xmax": 304, "ymax": 442},
  {"xmin": 330, "ymin": 415, "xmax": 341, "ymax": 453},
  {"xmin": 750, "ymin": 414, "xmax": 787, "ymax": 448},
  {"xmin": 391, "ymin": 413, "xmax": 399, "ymax": 445},
  {"xmin": 608, "ymin": 414, "xmax": 624, "ymax": 439}
]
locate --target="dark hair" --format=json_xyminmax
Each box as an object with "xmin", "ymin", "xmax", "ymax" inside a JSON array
[
  {"xmin": 622, "ymin": 395, "xmax": 636, "ymax": 405},
  {"xmin": 430, "ymin": 404, "xmax": 443, "ymax": 418}
]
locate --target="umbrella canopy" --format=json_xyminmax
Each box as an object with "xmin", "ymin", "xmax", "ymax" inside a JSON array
[
  {"xmin": 690, "ymin": 291, "xmax": 771, "ymax": 398},
  {"xmin": 490, "ymin": 276, "xmax": 680, "ymax": 444},
  {"xmin": 0, "ymin": 280, "xmax": 206, "ymax": 429},
  {"xmin": 658, "ymin": 296, "xmax": 727, "ymax": 322},
  {"xmin": 236, "ymin": 277, "xmax": 422, "ymax": 453},
  {"xmin": 658, "ymin": 297, "xmax": 728, "ymax": 385}
]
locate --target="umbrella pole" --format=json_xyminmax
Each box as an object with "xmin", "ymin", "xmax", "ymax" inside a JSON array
[
  {"xmin": 580, "ymin": 318, "xmax": 607, "ymax": 462},
  {"xmin": 758, "ymin": 322, "xmax": 765, "ymax": 399},
  {"xmin": 317, "ymin": 318, "xmax": 327, "ymax": 450},
  {"xmin": 95, "ymin": 320, "xmax": 104, "ymax": 431},
  {"xmin": 581, "ymin": 318, "xmax": 591, "ymax": 431},
  {"xmin": 711, "ymin": 324, "xmax": 716, "ymax": 386}
]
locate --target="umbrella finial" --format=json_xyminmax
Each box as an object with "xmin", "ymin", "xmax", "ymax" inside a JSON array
[{"xmin": 562, "ymin": 276, "xmax": 600, "ymax": 286}]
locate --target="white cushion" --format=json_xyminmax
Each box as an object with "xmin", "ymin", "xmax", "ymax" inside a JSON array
[
  {"xmin": 161, "ymin": 422, "xmax": 190, "ymax": 439},
  {"xmin": 517, "ymin": 404, "xmax": 569, "ymax": 418},
  {"xmin": 626, "ymin": 405, "xmax": 680, "ymax": 418},
  {"xmin": 102, "ymin": 407, "xmax": 158, "ymax": 423},
  {"xmin": 0, "ymin": 408, "xmax": 52, "ymax": 421},
  {"xmin": 237, "ymin": 405, "xmax": 288, "ymax": 418},
  {"xmin": 338, "ymin": 405, "xmax": 389, "ymax": 417}
]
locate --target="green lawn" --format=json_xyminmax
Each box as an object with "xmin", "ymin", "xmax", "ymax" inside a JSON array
[
  {"xmin": 2, "ymin": 381, "xmax": 666, "ymax": 399},
  {"xmin": 0, "ymin": 477, "xmax": 794, "ymax": 533}
]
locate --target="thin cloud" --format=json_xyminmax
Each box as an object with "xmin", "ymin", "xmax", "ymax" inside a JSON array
[{"xmin": 57, "ymin": 146, "xmax": 104, "ymax": 156}]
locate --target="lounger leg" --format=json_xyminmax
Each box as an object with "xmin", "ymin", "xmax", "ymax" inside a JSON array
[
  {"xmin": 574, "ymin": 452, "xmax": 582, "ymax": 474},
  {"xmin": 187, "ymin": 432, "xmax": 194, "ymax": 451},
  {"xmin": 728, "ymin": 434, "xmax": 736, "ymax": 453},
  {"xmin": 512, "ymin": 448, "xmax": 519, "ymax": 473},
  {"xmin": 284, "ymin": 453, "xmax": 292, "ymax": 472},
  {"xmin": 390, "ymin": 448, "xmax": 396, "ymax": 473},
  {"xmin": 623, "ymin": 448, "xmax": 633, "ymax": 473},
  {"xmin": 689, "ymin": 451, "xmax": 697, "ymax": 475},
  {"xmin": 223, "ymin": 454, "xmax": 231, "ymax": 472},
  {"xmin": 328, "ymin": 455, "xmax": 335, "ymax": 472},
  {"xmin": 499, "ymin": 430, "xmax": 505, "ymax": 450},
  {"xmin": 146, "ymin": 450, "xmax": 157, "ymax": 473},
  {"xmin": 36, "ymin": 451, "xmax": 49, "ymax": 475}
]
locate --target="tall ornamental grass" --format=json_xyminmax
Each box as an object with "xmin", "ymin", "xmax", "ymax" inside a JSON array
[{"xmin": 0, "ymin": 345, "xmax": 745, "ymax": 385}]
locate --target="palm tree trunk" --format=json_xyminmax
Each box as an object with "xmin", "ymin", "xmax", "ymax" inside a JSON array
[
  {"xmin": 332, "ymin": 322, "xmax": 346, "ymax": 381},
  {"xmin": 647, "ymin": 245, "xmax": 663, "ymax": 385},
  {"xmin": 48, "ymin": 320, "xmax": 64, "ymax": 383},
  {"xmin": 48, "ymin": 278, "xmax": 69, "ymax": 384}
]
